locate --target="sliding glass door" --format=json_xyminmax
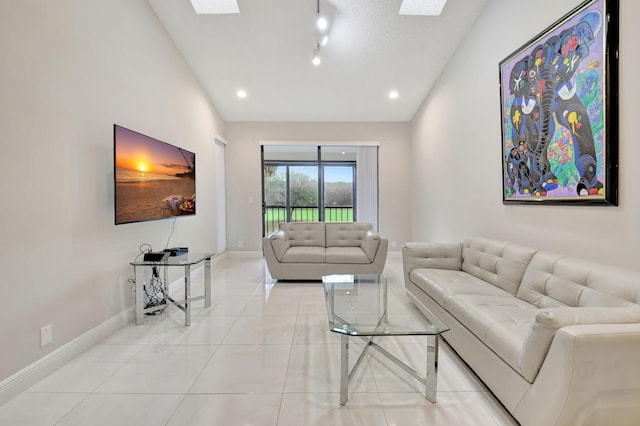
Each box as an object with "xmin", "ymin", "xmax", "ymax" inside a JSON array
[{"xmin": 262, "ymin": 145, "xmax": 359, "ymax": 236}]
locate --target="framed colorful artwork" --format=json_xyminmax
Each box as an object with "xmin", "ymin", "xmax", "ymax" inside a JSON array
[{"xmin": 499, "ymin": 0, "xmax": 618, "ymax": 205}]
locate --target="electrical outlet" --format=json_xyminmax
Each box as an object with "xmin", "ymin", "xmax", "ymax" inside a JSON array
[
  {"xmin": 41, "ymin": 324, "xmax": 53, "ymax": 346},
  {"xmin": 238, "ymin": 240, "xmax": 244, "ymax": 248}
]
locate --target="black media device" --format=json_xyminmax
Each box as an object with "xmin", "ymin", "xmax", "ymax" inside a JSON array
[
  {"xmin": 163, "ymin": 247, "xmax": 189, "ymax": 256},
  {"xmin": 143, "ymin": 251, "xmax": 170, "ymax": 262}
]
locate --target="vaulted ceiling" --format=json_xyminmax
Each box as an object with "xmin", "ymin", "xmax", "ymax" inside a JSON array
[{"xmin": 148, "ymin": 0, "xmax": 488, "ymax": 121}]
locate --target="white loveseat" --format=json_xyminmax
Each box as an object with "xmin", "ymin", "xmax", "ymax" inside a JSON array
[
  {"xmin": 263, "ymin": 222, "xmax": 388, "ymax": 280},
  {"xmin": 403, "ymin": 237, "xmax": 640, "ymax": 426}
]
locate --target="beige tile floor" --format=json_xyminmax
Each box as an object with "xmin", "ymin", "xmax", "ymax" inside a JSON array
[{"xmin": 0, "ymin": 252, "xmax": 519, "ymax": 425}]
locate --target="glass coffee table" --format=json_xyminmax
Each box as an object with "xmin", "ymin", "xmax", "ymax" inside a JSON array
[{"xmin": 322, "ymin": 274, "xmax": 449, "ymax": 406}]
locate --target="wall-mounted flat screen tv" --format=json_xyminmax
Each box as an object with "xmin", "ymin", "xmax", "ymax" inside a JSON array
[{"xmin": 114, "ymin": 124, "xmax": 196, "ymax": 225}]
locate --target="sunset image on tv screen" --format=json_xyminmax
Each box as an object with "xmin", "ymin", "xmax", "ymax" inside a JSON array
[{"xmin": 114, "ymin": 125, "xmax": 195, "ymax": 225}]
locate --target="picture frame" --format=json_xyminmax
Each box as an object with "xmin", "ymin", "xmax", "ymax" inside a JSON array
[{"xmin": 499, "ymin": 0, "xmax": 618, "ymax": 205}]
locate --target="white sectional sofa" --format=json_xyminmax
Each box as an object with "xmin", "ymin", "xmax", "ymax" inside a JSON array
[
  {"xmin": 263, "ymin": 222, "xmax": 388, "ymax": 280},
  {"xmin": 403, "ymin": 237, "xmax": 640, "ymax": 426}
]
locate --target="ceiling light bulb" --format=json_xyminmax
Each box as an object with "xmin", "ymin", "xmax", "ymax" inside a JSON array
[
  {"xmin": 317, "ymin": 16, "xmax": 328, "ymax": 31},
  {"xmin": 320, "ymin": 35, "xmax": 329, "ymax": 46},
  {"xmin": 389, "ymin": 90, "xmax": 399, "ymax": 99},
  {"xmin": 312, "ymin": 55, "xmax": 321, "ymax": 66},
  {"xmin": 237, "ymin": 89, "xmax": 247, "ymax": 98}
]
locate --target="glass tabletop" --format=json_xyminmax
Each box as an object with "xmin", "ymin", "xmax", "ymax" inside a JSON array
[
  {"xmin": 322, "ymin": 274, "xmax": 449, "ymax": 336},
  {"xmin": 130, "ymin": 252, "xmax": 213, "ymax": 267}
]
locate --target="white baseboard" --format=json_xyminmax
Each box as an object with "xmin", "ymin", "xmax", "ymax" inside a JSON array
[{"xmin": 0, "ymin": 306, "xmax": 135, "ymax": 407}]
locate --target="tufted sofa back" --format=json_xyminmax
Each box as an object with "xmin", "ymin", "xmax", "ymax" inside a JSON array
[
  {"xmin": 517, "ymin": 251, "xmax": 640, "ymax": 308},
  {"xmin": 279, "ymin": 222, "xmax": 326, "ymax": 247},
  {"xmin": 326, "ymin": 222, "xmax": 372, "ymax": 247},
  {"xmin": 462, "ymin": 237, "xmax": 538, "ymax": 296}
]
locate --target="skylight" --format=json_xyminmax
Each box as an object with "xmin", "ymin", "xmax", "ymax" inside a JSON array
[
  {"xmin": 399, "ymin": 0, "xmax": 447, "ymax": 16},
  {"xmin": 190, "ymin": 0, "xmax": 239, "ymax": 14}
]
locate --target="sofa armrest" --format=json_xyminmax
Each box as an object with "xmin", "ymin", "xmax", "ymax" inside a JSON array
[
  {"xmin": 268, "ymin": 230, "xmax": 290, "ymax": 261},
  {"xmin": 520, "ymin": 307, "xmax": 640, "ymax": 383},
  {"xmin": 403, "ymin": 241, "xmax": 462, "ymax": 273},
  {"xmin": 360, "ymin": 230, "xmax": 382, "ymax": 261},
  {"xmin": 514, "ymin": 323, "xmax": 640, "ymax": 425},
  {"xmin": 535, "ymin": 306, "xmax": 640, "ymax": 328}
]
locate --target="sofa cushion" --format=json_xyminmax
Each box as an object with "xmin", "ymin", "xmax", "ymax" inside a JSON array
[
  {"xmin": 326, "ymin": 247, "xmax": 371, "ymax": 264},
  {"xmin": 442, "ymin": 292, "xmax": 539, "ymax": 382},
  {"xmin": 517, "ymin": 251, "xmax": 640, "ymax": 308},
  {"xmin": 409, "ymin": 266, "xmax": 541, "ymax": 382},
  {"xmin": 280, "ymin": 222, "xmax": 325, "ymax": 247},
  {"xmin": 269, "ymin": 230, "xmax": 291, "ymax": 261},
  {"xmin": 444, "ymin": 293, "xmax": 536, "ymax": 338},
  {"xmin": 410, "ymin": 268, "xmax": 510, "ymax": 307},
  {"xmin": 462, "ymin": 237, "xmax": 537, "ymax": 296},
  {"xmin": 326, "ymin": 222, "xmax": 372, "ymax": 247},
  {"xmin": 281, "ymin": 246, "xmax": 326, "ymax": 263}
]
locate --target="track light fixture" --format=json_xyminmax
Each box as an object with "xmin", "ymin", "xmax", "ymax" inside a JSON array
[{"xmin": 312, "ymin": 0, "xmax": 330, "ymax": 66}]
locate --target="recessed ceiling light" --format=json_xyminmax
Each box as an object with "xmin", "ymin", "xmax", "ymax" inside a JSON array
[
  {"xmin": 190, "ymin": 0, "xmax": 239, "ymax": 14},
  {"xmin": 237, "ymin": 89, "xmax": 247, "ymax": 98},
  {"xmin": 389, "ymin": 90, "xmax": 399, "ymax": 99},
  {"xmin": 399, "ymin": 0, "xmax": 447, "ymax": 16}
]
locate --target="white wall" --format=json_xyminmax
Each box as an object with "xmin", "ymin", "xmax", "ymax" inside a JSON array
[
  {"xmin": 410, "ymin": 0, "xmax": 640, "ymax": 270},
  {"xmin": 0, "ymin": 0, "xmax": 223, "ymax": 381},
  {"xmin": 224, "ymin": 122, "xmax": 412, "ymax": 252}
]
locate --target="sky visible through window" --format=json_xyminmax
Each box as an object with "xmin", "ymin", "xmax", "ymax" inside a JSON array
[{"xmin": 291, "ymin": 166, "xmax": 352, "ymax": 183}]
